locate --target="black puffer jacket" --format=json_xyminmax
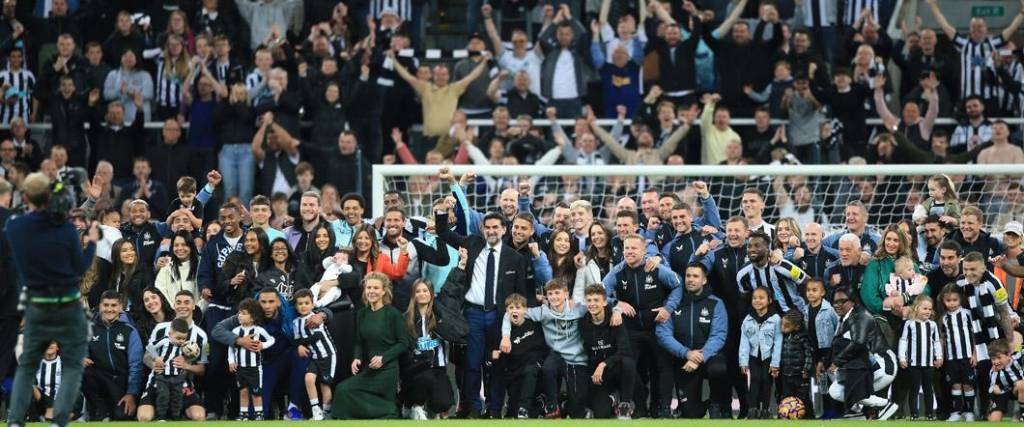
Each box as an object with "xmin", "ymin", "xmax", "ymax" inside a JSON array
[
  {"xmin": 434, "ymin": 268, "xmax": 470, "ymax": 344},
  {"xmin": 780, "ymin": 330, "xmax": 813, "ymax": 377}
]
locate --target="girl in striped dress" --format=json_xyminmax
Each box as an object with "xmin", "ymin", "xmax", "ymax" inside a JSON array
[
  {"xmin": 898, "ymin": 295, "xmax": 943, "ymax": 420},
  {"xmin": 939, "ymin": 284, "xmax": 977, "ymax": 422}
]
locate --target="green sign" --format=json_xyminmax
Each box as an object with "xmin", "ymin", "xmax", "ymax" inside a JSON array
[{"xmin": 972, "ymin": 5, "xmax": 1005, "ymax": 17}]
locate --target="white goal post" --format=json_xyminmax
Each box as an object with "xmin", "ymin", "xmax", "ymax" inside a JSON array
[{"xmin": 372, "ymin": 164, "xmax": 1024, "ymax": 233}]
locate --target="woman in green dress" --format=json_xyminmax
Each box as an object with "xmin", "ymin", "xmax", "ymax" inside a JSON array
[{"xmin": 332, "ymin": 272, "xmax": 410, "ymax": 419}]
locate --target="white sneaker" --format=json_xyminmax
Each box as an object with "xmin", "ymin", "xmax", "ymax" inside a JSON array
[
  {"xmin": 946, "ymin": 412, "xmax": 963, "ymax": 422},
  {"xmin": 963, "ymin": 412, "xmax": 975, "ymax": 422},
  {"xmin": 411, "ymin": 406, "xmax": 428, "ymax": 420},
  {"xmin": 311, "ymin": 406, "xmax": 325, "ymax": 421},
  {"xmin": 877, "ymin": 402, "xmax": 899, "ymax": 421}
]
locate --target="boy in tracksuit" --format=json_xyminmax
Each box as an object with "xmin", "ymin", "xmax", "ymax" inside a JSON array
[
  {"xmin": 602, "ymin": 234, "xmax": 683, "ymax": 418},
  {"xmin": 492, "ymin": 293, "xmax": 548, "ymax": 419},
  {"xmin": 501, "ymin": 280, "xmax": 614, "ymax": 418},
  {"xmin": 580, "ymin": 284, "xmax": 636, "ymax": 419}
]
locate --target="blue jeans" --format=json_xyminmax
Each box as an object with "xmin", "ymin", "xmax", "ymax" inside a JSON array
[
  {"xmin": 219, "ymin": 144, "xmax": 254, "ymax": 204},
  {"xmin": 8, "ymin": 302, "xmax": 90, "ymax": 426},
  {"xmin": 463, "ymin": 308, "xmax": 499, "ymax": 413}
]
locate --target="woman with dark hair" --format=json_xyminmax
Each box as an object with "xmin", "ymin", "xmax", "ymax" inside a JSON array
[
  {"xmin": 97, "ymin": 238, "xmax": 151, "ymax": 312},
  {"xmin": 332, "ymin": 273, "xmax": 409, "ymax": 419},
  {"xmin": 299, "ymin": 223, "xmax": 337, "ymax": 283},
  {"xmin": 221, "ymin": 228, "xmax": 271, "ymax": 306},
  {"xmin": 155, "ymin": 230, "xmax": 200, "ymax": 306},
  {"xmin": 258, "ymin": 237, "xmax": 307, "ymax": 301},
  {"xmin": 131, "ymin": 287, "xmax": 176, "ymax": 345},
  {"xmin": 547, "ymin": 229, "xmax": 580, "ymax": 301},
  {"xmin": 575, "ymin": 222, "xmax": 614, "ymax": 294},
  {"xmin": 399, "ymin": 279, "xmax": 453, "ymax": 419}
]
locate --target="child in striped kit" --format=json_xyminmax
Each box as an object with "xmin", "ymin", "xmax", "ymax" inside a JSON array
[
  {"xmin": 987, "ymin": 339, "xmax": 1024, "ymax": 420},
  {"xmin": 147, "ymin": 318, "xmax": 193, "ymax": 421},
  {"xmin": 898, "ymin": 295, "xmax": 943, "ymax": 420},
  {"xmin": 32, "ymin": 341, "xmax": 61, "ymax": 420},
  {"xmin": 294, "ymin": 289, "xmax": 338, "ymax": 421},
  {"xmin": 229, "ymin": 298, "xmax": 276, "ymax": 421},
  {"xmin": 939, "ymin": 284, "xmax": 976, "ymax": 422}
]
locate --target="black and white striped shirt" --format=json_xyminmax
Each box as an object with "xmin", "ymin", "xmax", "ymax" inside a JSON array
[
  {"xmin": 953, "ymin": 34, "xmax": 1006, "ymax": 100},
  {"xmin": 749, "ymin": 222, "xmax": 775, "ymax": 241},
  {"xmin": 148, "ymin": 321, "xmax": 210, "ymax": 366},
  {"xmin": 899, "ymin": 319, "xmax": 942, "ymax": 367},
  {"xmin": 228, "ymin": 325, "xmax": 276, "ymax": 368},
  {"xmin": 958, "ymin": 272, "xmax": 1012, "ymax": 359},
  {"xmin": 35, "ymin": 357, "xmax": 61, "ymax": 399},
  {"xmin": 293, "ymin": 313, "xmax": 336, "ymax": 360},
  {"xmin": 154, "ymin": 58, "xmax": 185, "ymax": 109},
  {"xmin": 843, "ymin": 0, "xmax": 879, "ymax": 27},
  {"xmin": 0, "ymin": 67, "xmax": 35, "ymax": 125},
  {"xmin": 943, "ymin": 308, "xmax": 975, "ymax": 361},
  {"xmin": 245, "ymin": 70, "xmax": 265, "ymax": 92},
  {"xmin": 950, "ymin": 119, "xmax": 993, "ymax": 152},
  {"xmin": 997, "ymin": 60, "xmax": 1024, "ymax": 116},
  {"xmin": 991, "ymin": 351, "xmax": 1024, "ymax": 393},
  {"xmin": 801, "ymin": 0, "xmax": 834, "ymax": 28},
  {"xmin": 149, "ymin": 337, "xmax": 186, "ymax": 377},
  {"xmin": 370, "ymin": 0, "xmax": 411, "ymax": 21},
  {"xmin": 736, "ymin": 259, "xmax": 808, "ymax": 314}
]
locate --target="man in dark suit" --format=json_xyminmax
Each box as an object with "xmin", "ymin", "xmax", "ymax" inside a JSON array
[{"xmin": 435, "ymin": 210, "xmax": 528, "ymax": 418}]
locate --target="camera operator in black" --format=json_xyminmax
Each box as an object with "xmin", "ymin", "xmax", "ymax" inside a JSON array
[
  {"xmin": 6, "ymin": 172, "xmax": 98, "ymax": 427},
  {"xmin": 602, "ymin": 234, "xmax": 683, "ymax": 418}
]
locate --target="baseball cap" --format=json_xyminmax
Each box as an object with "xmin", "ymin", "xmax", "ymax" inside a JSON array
[{"xmin": 1003, "ymin": 221, "xmax": 1023, "ymax": 237}]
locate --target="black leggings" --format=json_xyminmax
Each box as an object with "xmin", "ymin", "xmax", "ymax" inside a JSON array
[
  {"xmin": 747, "ymin": 357, "xmax": 772, "ymax": 411},
  {"xmin": 403, "ymin": 367, "xmax": 454, "ymax": 413},
  {"xmin": 587, "ymin": 357, "xmax": 638, "ymax": 418},
  {"xmin": 906, "ymin": 366, "xmax": 935, "ymax": 417}
]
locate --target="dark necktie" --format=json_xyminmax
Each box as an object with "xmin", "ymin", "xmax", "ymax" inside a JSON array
[{"xmin": 484, "ymin": 248, "xmax": 496, "ymax": 310}]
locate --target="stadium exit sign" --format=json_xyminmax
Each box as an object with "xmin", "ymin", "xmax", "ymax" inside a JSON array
[{"xmin": 972, "ymin": 5, "xmax": 1004, "ymax": 17}]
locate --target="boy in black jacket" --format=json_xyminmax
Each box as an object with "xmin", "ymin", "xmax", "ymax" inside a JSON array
[
  {"xmin": 779, "ymin": 311, "xmax": 814, "ymax": 419},
  {"xmin": 492, "ymin": 293, "xmax": 547, "ymax": 419},
  {"xmin": 581, "ymin": 284, "xmax": 637, "ymax": 419}
]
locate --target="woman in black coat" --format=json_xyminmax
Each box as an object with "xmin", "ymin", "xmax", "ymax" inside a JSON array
[{"xmin": 220, "ymin": 228, "xmax": 271, "ymax": 306}]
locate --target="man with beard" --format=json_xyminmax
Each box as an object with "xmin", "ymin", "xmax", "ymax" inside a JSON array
[
  {"xmin": 828, "ymin": 287, "xmax": 899, "ymax": 420},
  {"xmin": 944, "ymin": 206, "xmax": 1004, "ymax": 269},
  {"xmin": 956, "ymin": 252, "xmax": 1021, "ymax": 416},
  {"xmin": 284, "ymin": 192, "xmax": 340, "ymax": 256},
  {"xmin": 825, "ymin": 233, "xmax": 868, "ymax": 302},
  {"xmin": 655, "ymin": 263, "xmax": 728, "ymax": 418},
  {"xmin": 611, "ymin": 209, "xmax": 659, "ymax": 265},
  {"xmin": 919, "ymin": 215, "xmax": 946, "ymax": 272},
  {"xmin": 603, "ymin": 235, "xmax": 683, "ymax": 418},
  {"xmin": 434, "ymin": 210, "xmax": 527, "ymax": 418},
  {"xmin": 337, "ymin": 193, "xmax": 375, "ymax": 248},
  {"xmin": 824, "ymin": 200, "xmax": 881, "ymax": 255},
  {"xmin": 949, "ymin": 96, "xmax": 992, "ymax": 155},
  {"xmin": 196, "ymin": 204, "xmax": 244, "ymax": 420},
  {"xmin": 119, "ymin": 199, "xmax": 170, "ymax": 270},
  {"xmin": 505, "ymin": 212, "xmax": 552, "ymax": 303},
  {"xmin": 379, "ymin": 190, "xmax": 428, "ymax": 238},
  {"xmin": 736, "ymin": 232, "xmax": 809, "ymax": 315},
  {"xmin": 660, "ymin": 182, "xmax": 722, "ymax": 275},
  {"xmin": 698, "ymin": 216, "xmax": 750, "ymax": 418},
  {"xmin": 379, "ymin": 207, "xmax": 417, "ymax": 309}
]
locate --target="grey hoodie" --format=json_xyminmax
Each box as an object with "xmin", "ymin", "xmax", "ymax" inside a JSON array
[{"xmin": 503, "ymin": 302, "xmax": 588, "ymax": 366}]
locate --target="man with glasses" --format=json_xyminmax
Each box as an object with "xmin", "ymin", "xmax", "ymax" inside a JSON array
[{"xmin": 828, "ymin": 287, "xmax": 898, "ymax": 420}]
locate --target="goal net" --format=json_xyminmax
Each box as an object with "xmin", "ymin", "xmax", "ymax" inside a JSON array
[{"xmin": 372, "ymin": 164, "xmax": 1024, "ymax": 234}]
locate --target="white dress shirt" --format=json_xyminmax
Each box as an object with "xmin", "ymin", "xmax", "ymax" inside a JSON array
[{"xmin": 466, "ymin": 242, "xmax": 503, "ymax": 306}]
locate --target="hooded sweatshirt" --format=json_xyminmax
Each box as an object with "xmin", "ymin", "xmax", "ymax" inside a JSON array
[{"xmin": 503, "ymin": 301, "xmax": 588, "ymax": 366}]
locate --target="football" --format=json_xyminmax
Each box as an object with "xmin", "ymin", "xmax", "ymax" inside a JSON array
[
  {"xmin": 777, "ymin": 396, "xmax": 805, "ymax": 420},
  {"xmin": 181, "ymin": 341, "xmax": 201, "ymax": 362}
]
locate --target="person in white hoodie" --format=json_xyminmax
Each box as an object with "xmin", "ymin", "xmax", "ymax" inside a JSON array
[{"xmin": 154, "ymin": 230, "xmax": 203, "ymax": 310}]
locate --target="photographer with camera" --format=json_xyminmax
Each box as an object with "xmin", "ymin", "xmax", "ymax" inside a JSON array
[{"xmin": 5, "ymin": 172, "xmax": 100, "ymax": 427}]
